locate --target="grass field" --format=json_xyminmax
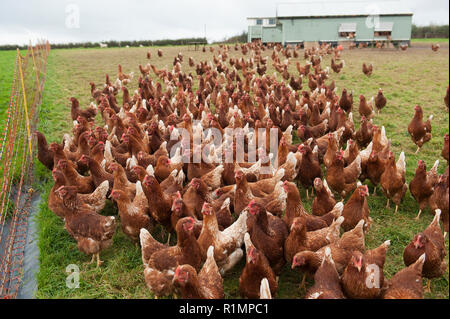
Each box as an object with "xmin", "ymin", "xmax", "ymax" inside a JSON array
[
  {"xmin": 15, "ymin": 43, "xmax": 449, "ymax": 299},
  {"xmin": 411, "ymin": 38, "xmax": 449, "ymax": 43},
  {"xmin": 0, "ymin": 50, "xmax": 17, "ymax": 134}
]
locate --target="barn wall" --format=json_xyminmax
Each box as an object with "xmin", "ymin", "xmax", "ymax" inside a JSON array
[
  {"xmin": 248, "ymin": 15, "xmax": 412, "ymax": 44},
  {"xmin": 262, "ymin": 26, "xmax": 283, "ymax": 43}
]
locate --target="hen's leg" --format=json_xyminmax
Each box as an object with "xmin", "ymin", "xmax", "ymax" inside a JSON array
[
  {"xmin": 424, "ymin": 280, "xmax": 431, "ymax": 293},
  {"xmin": 299, "ymin": 274, "xmax": 306, "ymax": 290},
  {"xmin": 96, "ymin": 253, "xmax": 104, "ymax": 267},
  {"xmin": 415, "ymin": 146, "xmax": 420, "ymax": 154},
  {"xmin": 87, "ymin": 254, "xmax": 95, "ymax": 265},
  {"xmin": 395, "ymin": 205, "xmax": 399, "ymax": 214},
  {"xmin": 372, "ymin": 186, "xmax": 377, "ymax": 196},
  {"xmin": 166, "ymin": 233, "xmax": 171, "ymax": 245},
  {"xmin": 385, "ymin": 199, "xmax": 390, "ymax": 209},
  {"xmin": 415, "ymin": 209, "xmax": 422, "ymax": 220}
]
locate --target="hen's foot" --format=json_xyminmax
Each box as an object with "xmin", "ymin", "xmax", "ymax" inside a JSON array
[{"xmin": 415, "ymin": 209, "xmax": 422, "ymax": 220}]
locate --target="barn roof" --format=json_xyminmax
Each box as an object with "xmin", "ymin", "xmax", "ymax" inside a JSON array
[{"xmin": 276, "ymin": 1, "xmax": 413, "ymax": 18}]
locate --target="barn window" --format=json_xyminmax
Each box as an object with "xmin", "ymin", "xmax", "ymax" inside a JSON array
[
  {"xmin": 256, "ymin": 19, "xmax": 263, "ymax": 25},
  {"xmin": 268, "ymin": 18, "xmax": 276, "ymax": 25},
  {"xmin": 375, "ymin": 22, "xmax": 394, "ymax": 37},
  {"xmin": 338, "ymin": 23, "xmax": 356, "ymax": 39}
]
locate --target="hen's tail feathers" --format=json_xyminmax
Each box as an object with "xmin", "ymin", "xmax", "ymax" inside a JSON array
[
  {"xmin": 413, "ymin": 253, "xmax": 426, "ymax": 273},
  {"xmin": 220, "ymin": 197, "xmax": 231, "ymax": 211},
  {"xmin": 275, "ymin": 168, "xmax": 285, "ymax": 181},
  {"xmin": 380, "ymin": 126, "xmax": 388, "ymax": 145},
  {"xmin": 360, "ymin": 142, "xmax": 373, "ymax": 162},
  {"xmin": 207, "ymin": 245, "xmax": 215, "ymax": 260},
  {"xmin": 260, "ymin": 278, "xmax": 272, "ymax": 299},
  {"xmin": 104, "ymin": 141, "xmax": 114, "ymax": 162},
  {"xmin": 176, "ymin": 169, "xmax": 185, "ymax": 185},
  {"xmin": 397, "ymin": 151, "xmax": 406, "ymax": 173},
  {"xmin": 322, "ymin": 246, "xmax": 334, "ymax": 266},
  {"xmin": 431, "ymin": 209, "xmax": 442, "ymax": 227},
  {"xmin": 146, "ymin": 164, "xmax": 155, "ymax": 177},
  {"xmin": 430, "ymin": 160, "xmax": 439, "ymax": 174},
  {"xmin": 135, "ymin": 180, "xmax": 144, "ymax": 197},
  {"xmin": 140, "ymin": 228, "xmax": 164, "ymax": 266},
  {"xmin": 330, "ymin": 202, "xmax": 344, "ymax": 217},
  {"xmin": 326, "ymin": 216, "xmax": 345, "ymax": 242},
  {"xmin": 323, "ymin": 179, "xmax": 333, "ymax": 196},
  {"xmin": 244, "ymin": 232, "xmax": 253, "ymax": 256}
]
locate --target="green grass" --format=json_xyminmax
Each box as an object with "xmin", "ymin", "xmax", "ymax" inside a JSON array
[
  {"xmin": 0, "ymin": 50, "xmax": 17, "ymax": 136},
  {"xmin": 411, "ymin": 38, "xmax": 449, "ymax": 43},
  {"xmin": 35, "ymin": 45, "xmax": 449, "ymax": 299}
]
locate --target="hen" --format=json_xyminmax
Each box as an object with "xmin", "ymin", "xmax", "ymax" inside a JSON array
[
  {"xmin": 304, "ymin": 247, "xmax": 345, "ymax": 299},
  {"xmin": 110, "ymin": 181, "xmax": 153, "ymax": 242},
  {"xmin": 326, "ymin": 151, "xmax": 362, "ymax": 197},
  {"xmin": 384, "ymin": 254, "xmax": 426, "ymax": 299},
  {"xmin": 284, "ymin": 216, "xmax": 344, "ymax": 265},
  {"xmin": 173, "ymin": 246, "xmax": 224, "ymax": 299},
  {"xmin": 374, "ymin": 89, "xmax": 387, "ymax": 114},
  {"xmin": 140, "ymin": 217, "xmax": 203, "ymax": 298},
  {"xmin": 312, "ymin": 178, "xmax": 336, "ymax": 216},
  {"xmin": 341, "ymin": 183, "xmax": 371, "ymax": 232},
  {"xmin": 403, "ymin": 210, "xmax": 447, "ymax": 293},
  {"xmin": 297, "ymin": 144, "xmax": 322, "ymax": 199},
  {"xmin": 409, "ymin": 160, "xmax": 439, "ymax": 220},
  {"xmin": 380, "ymin": 151, "xmax": 407, "ymax": 213},
  {"xmin": 408, "ymin": 105, "xmax": 433, "ymax": 153},
  {"xmin": 355, "ymin": 117, "xmax": 374, "ymax": 149},
  {"xmin": 247, "ymin": 200, "xmax": 289, "ymax": 276},
  {"xmin": 442, "ymin": 133, "xmax": 449, "ymax": 165},
  {"xmin": 239, "ymin": 233, "xmax": 278, "ymax": 299},
  {"xmin": 56, "ymin": 186, "xmax": 116, "ymax": 267},
  {"xmin": 429, "ymin": 173, "xmax": 449, "ymax": 238},
  {"xmin": 358, "ymin": 95, "xmax": 375, "ymax": 119},
  {"xmin": 197, "ymin": 202, "xmax": 247, "ymax": 274},
  {"xmin": 362, "ymin": 63, "xmax": 373, "ymax": 76},
  {"xmin": 36, "ymin": 131, "xmax": 54, "ymax": 170},
  {"xmin": 57, "ymin": 159, "xmax": 95, "ymax": 194},
  {"xmin": 283, "ymin": 181, "xmax": 327, "ymax": 231},
  {"xmin": 341, "ymin": 240, "xmax": 390, "ymax": 299},
  {"xmin": 70, "ymin": 97, "xmax": 97, "ymax": 122},
  {"xmin": 142, "ymin": 175, "xmax": 177, "ymax": 241}
]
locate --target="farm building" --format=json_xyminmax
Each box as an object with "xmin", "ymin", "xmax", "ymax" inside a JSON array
[{"xmin": 247, "ymin": 1, "xmax": 413, "ymax": 46}]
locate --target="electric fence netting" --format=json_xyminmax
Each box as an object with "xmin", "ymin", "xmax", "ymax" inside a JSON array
[{"xmin": 0, "ymin": 41, "xmax": 50, "ymax": 299}]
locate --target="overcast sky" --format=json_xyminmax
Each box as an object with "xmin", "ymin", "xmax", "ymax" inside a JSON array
[{"xmin": 0, "ymin": 0, "xmax": 448, "ymax": 45}]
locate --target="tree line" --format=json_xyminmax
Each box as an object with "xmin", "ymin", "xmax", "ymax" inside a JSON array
[
  {"xmin": 0, "ymin": 37, "xmax": 208, "ymax": 51},
  {"xmin": 411, "ymin": 24, "xmax": 448, "ymax": 38}
]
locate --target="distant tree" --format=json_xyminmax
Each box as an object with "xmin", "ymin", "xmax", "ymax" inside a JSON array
[
  {"xmin": 215, "ymin": 31, "xmax": 248, "ymax": 44},
  {"xmin": 411, "ymin": 24, "xmax": 449, "ymax": 38}
]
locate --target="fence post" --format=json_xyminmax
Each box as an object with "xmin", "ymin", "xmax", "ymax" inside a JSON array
[{"xmin": 16, "ymin": 49, "xmax": 33, "ymax": 160}]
